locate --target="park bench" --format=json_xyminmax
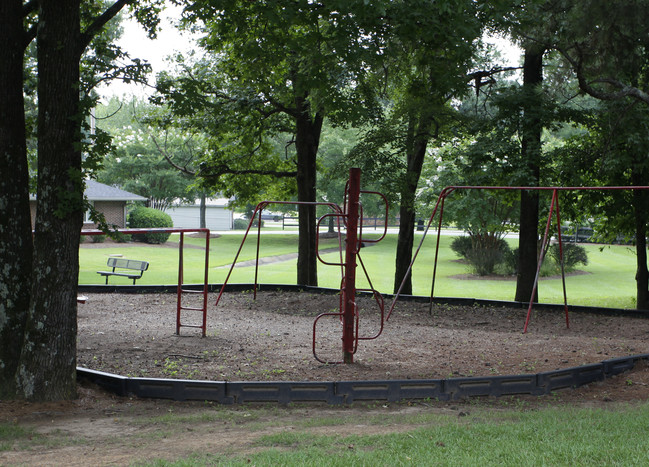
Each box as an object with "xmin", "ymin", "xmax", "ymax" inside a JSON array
[{"xmin": 97, "ymin": 257, "xmax": 149, "ymax": 285}]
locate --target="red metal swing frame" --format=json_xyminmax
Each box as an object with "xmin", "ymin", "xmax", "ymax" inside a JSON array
[{"xmin": 387, "ymin": 186, "xmax": 649, "ymax": 333}]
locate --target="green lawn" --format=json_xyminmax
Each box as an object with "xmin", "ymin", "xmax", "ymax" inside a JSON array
[
  {"xmin": 4, "ymin": 401, "xmax": 649, "ymax": 465},
  {"xmin": 80, "ymin": 232, "xmax": 638, "ymax": 309}
]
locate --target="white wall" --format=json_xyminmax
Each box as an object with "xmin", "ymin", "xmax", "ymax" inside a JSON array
[{"xmin": 166, "ymin": 206, "xmax": 233, "ymax": 231}]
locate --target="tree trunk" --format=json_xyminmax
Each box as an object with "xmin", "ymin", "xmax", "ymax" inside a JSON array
[
  {"xmin": 394, "ymin": 114, "xmax": 429, "ymax": 295},
  {"xmin": 632, "ymin": 181, "xmax": 649, "ymax": 309},
  {"xmin": 515, "ymin": 47, "xmax": 544, "ymax": 303},
  {"xmin": 199, "ymin": 193, "xmax": 206, "ymax": 229},
  {"xmin": 294, "ymin": 97, "xmax": 322, "ymax": 287},
  {"xmin": 0, "ymin": 0, "xmax": 33, "ymax": 398},
  {"xmin": 16, "ymin": 0, "xmax": 84, "ymax": 401}
]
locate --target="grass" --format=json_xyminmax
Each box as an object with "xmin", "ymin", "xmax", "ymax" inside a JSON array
[
  {"xmin": 0, "ymin": 423, "xmax": 39, "ymax": 452},
  {"xmin": 79, "ymin": 232, "xmax": 638, "ymax": 309},
  {"xmin": 8, "ymin": 401, "xmax": 648, "ymax": 465},
  {"xmin": 132, "ymin": 402, "xmax": 649, "ymax": 466}
]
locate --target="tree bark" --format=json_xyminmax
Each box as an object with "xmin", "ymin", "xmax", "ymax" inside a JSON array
[
  {"xmin": 199, "ymin": 193, "xmax": 206, "ymax": 229},
  {"xmin": 0, "ymin": 0, "xmax": 33, "ymax": 397},
  {"xmin": 515, "ymin": 47, "xmax": 544, "ymax": 303},
  {"xmin": 632, "ymin": 178, "xmax": 649, "ymax": 309},
  {"xmin": 394, "ymin": 114, "xmax": 429, "ymax": 295},
  {"xmin": 16, "ymin": 0, "xmax": 84, "ymax": 401},
  {"xmin": 294, "ymin": 97, "xmax": 322, "ymax": 286}
]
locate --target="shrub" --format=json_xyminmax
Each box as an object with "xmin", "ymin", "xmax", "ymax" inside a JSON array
[
  {"xmin": 233, "ymin": 218, "xmax": 249, "ymax": 230},
  {"xmin": 548, "ymin": 243, "xmax": 588, "ymax": 273},
  {"xmin": 91, "ymin": 235, "xmax": 106, "ymax": 243},
  {"xmin": 452, "ymin": 235, "xmax": 513, "ymax": 276},
  {"xmin": 496, "ymin": 247, "xmax": 518, "ymax": 276},
  {"xmin": 450, "ymin": 236, "xmax": 473, "ymax": 258},
  {"xmin": 115, "ymin": 232, "xmax": 132, "ymax": 243},
  {"xmin": 466, "ymin": 247, "xmax": 506, "ymax": 276},
  {"xmin": 233, "ymin": 218, "xmax": 264, "ymax": 230},
  {"xmin": 127, "ymin": 206, "xmax": 173, "ymax": 244}
]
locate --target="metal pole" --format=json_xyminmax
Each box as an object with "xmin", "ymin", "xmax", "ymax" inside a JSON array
[
  {"xmin": 523, "ymin": 189, "xmax": 557, "ymax": 333},
  {"xmin": 202, "ymin": 231, "xmax": 210, "ymax": 337},
  {"xmin": 176, "ymin": 231, "xmax": 184, "ymax": 335},
  {"xmin": 343, "ymin": 168, "xmax": 361, "ymax": 363},
  {"xmin": 554, "ymin": 195, "xmax": 570, "ymax": 328}
]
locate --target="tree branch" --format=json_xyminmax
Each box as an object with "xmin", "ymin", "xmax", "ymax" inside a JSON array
[
  {"xmin": 79, "ymin": 0, "xmax": 134, "ymax": 52},
  {"xmin": 557, "ymin": 45, "xmax": 649, "ymax": 105},
  {"xmin": 467, "ymin": 66, "xmax": 523, "ymax": 97},
  {"xmin": 149, "ymin": 133, "xmax": 197, "ymax": 176},
  {"xmin": 199, "ymin": 165, "xmax": 297, "ymax": 181},
  {"xmin": 22, "ymin": 0, "xmax": 38, "ymax": 17}
]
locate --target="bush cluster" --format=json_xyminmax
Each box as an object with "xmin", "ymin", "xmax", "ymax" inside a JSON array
[
  {"xmin": 451, "ymin": 235, "xmax": 513, "ymax": 276},
  {"xmin": 233, "ymin": 218, "xmax": 264, "ymax": 230},
  {"xmin": 547, "ymin": 243, "xmax": 589, "ymax": 273},
  {"xmin": 450, "ymin": 235, "xmax": 589, "ymax": 277},
  {"xmin": 127, "ymin": 206, "xmax": 173, "ymax": 244}
]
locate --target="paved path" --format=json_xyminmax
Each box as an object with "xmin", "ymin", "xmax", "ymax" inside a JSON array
[{"xmin": 216, "ymin": 247, "xmax": 343, "ymax": 268}]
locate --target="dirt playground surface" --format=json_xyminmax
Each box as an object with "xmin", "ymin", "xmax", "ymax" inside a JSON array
[
  {"xmin": 74, "ymin": 290, "xmax": 649, "ymax": 382},
  {"xmin": 3, "ymin": 290, "xmax": 649, "ymax": 466}
]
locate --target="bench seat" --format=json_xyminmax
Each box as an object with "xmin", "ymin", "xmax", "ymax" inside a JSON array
[{"xmin": 97, "ymin": 258, "xmax": 149, "ymax": 284}]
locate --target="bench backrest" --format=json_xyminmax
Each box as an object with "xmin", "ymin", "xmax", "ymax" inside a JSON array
[{"xmin": 107, "ymin": 257, "xmax": 149, "ymax": 271}]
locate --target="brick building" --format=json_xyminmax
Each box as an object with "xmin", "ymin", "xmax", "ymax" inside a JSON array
[{"xmin": 30, "ymin": 179, "xmax": 147, "ymax": 229}]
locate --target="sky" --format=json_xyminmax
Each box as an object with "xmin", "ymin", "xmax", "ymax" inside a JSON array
[{"xmin": 99, "ymin": 5, "xmax": 197, "ymax": 100}]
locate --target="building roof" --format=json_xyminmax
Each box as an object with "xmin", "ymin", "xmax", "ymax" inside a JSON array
[
  {"xmin": 84, "ymin": 180, "xmax": 147, "ymax": 202},
  {"xmin": 170, "ymin": 197, "xmax": 233, "ymax": 208},
  {"xmin": 29, "ymin": 180, "xmax": 146, "ymax": 202}
]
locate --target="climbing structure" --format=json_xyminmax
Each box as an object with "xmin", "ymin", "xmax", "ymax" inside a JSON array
[{"xmin": 214, "ymin": 168, "xmax": 389, "ymax": 363}]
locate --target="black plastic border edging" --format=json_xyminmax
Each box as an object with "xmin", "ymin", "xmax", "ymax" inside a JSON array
[
  {"xmin": 76, "ymin": 284, "xmax": 649, "ymax": 404},
  {"xmin": 77, "ymin": 354, "xmax": 649, "ymax": 404}
]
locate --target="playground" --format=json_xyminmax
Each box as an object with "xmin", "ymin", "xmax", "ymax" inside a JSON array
[
  {"xmin": 72, "ymin": 173, "xmax": 649, "ymax": 401},
  {"xmin": 77, "ymin": 289, "xmax": 649, "ymax": 384}
]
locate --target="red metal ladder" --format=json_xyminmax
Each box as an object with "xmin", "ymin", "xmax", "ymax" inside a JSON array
[{"xmin": 176, "ymin": 229, "xmax": 210, "ymax": 337}]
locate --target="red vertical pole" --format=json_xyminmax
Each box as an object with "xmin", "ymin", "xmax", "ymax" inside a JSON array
[
  {"xmin": 553, "ymin": 196, "xmax": 570, "ymax": 329},
  {"xmin": 202, "ymin": 230, "xmax": 210, "ymax": 337},
  {"xmin": 523, "ymin": 189, "xmax": 557, "ymax": 333},
  {"xmin": 343, "ymin": 168, "xmax": 361, "ymax": 363},
  {"xmin": 176, "ymin": 231, "xmax": 184, "ymax": 335}
]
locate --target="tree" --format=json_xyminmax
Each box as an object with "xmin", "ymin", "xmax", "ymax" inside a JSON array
[
  {"xmin": 0, "ymin": 0, "xmax": 36, "ymax": 397},
  {"xmin": 96, "ymin": 98, "xmax": 201, "ymax": 210},
  {"xmin": 347, "ymin": 0, "xmax": 487, "ymax": 294},
  {"xmin": 553, "ymin": 101, "xmax": 649, "ymax": 308},
  {"xmin": 514, "ymin": 46, "xmax": 545, "ymax": 302},
  {"xmin": 0, "ymin": 0, "xmax": 160, "ymax": 401},
  {"xmin": 158, "ymin": 0, "xmax": 384, "ymax": 286},
  {"xmin": 549, "ymin": 0, "xmax": 649, "ymax": 106},
  {"xmin": 541, "ymin": 0, "xmax": 649, "ymax": 308}
]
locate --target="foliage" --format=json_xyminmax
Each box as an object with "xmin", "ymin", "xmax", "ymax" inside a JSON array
[
  {"xmin": 127, "ymin": 206, "xmax": 173, "ymax": 244},
  {"xmin": 95, "ymin": 98, "xmax": 201, "ymax": 210},
  {"xmin": 546, "ymin": 0, "xmax": 649, "ymax": 105},
  {"xmin": 451, "ymin": 235, "xmax": 513, "ymax": 276},
  {"xmin": 450, "ymin": 236, "xmax": 473, "ymax": 259},
  {"xmin": 115, "ymin": 232, "xmax": 132, "ymax": 243},
  {"xmin": 233, "ymin": 218, "xmax": 249, "ymax": 231},
  {"xmin": 548, "ymin": 243, "xmax": 589, "ymax": 273},
  {"xmin": 91, "ymin": 234, "xmax": 106, "ymax": 244}
]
